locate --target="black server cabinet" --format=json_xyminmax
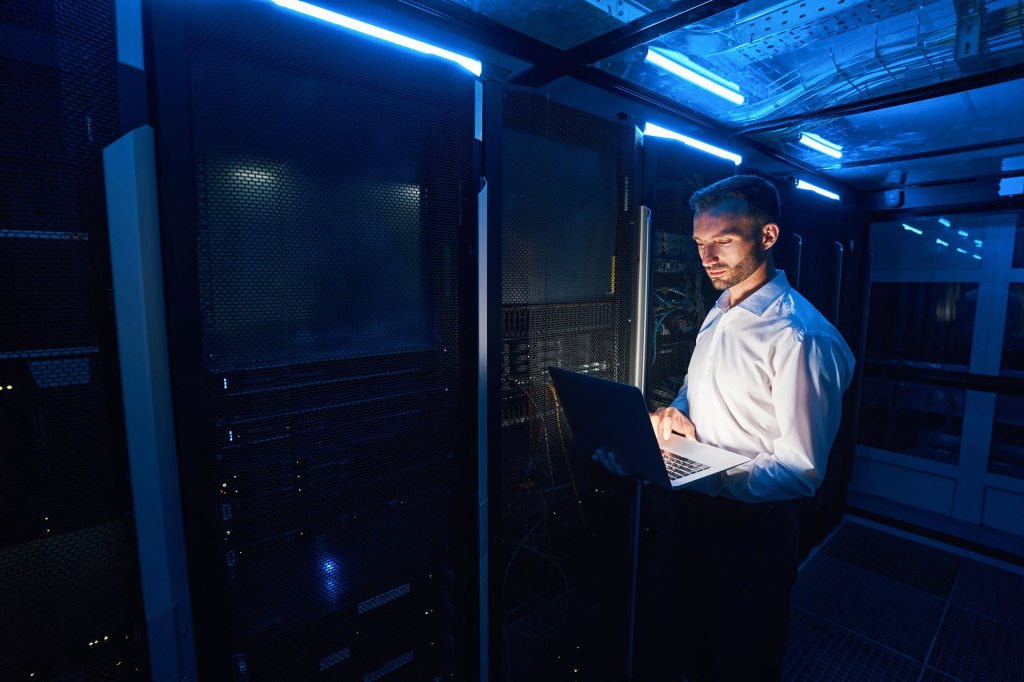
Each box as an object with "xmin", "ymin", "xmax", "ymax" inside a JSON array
[
  {"xmin": 778, "ymin": 187, "xmax": 868, "ymax": 556},
  {"xmin": 487, "ymin": 86, "xmax": 643, "ymax": 680},
  {"xmin": 639, "ymin": 137, "xmax": 735, "ymax": 413},
  {"xmin": 147, "ymin": 1, "xmax": 477, "ymax": 678},
  {"xmin": 0, "ymin": 1, "xmax": 150, "ymax": 678}
]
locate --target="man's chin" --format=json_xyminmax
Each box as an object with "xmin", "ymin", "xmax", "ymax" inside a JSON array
[{"xmin": 707, "ymin": 274, "xmax": 731, "ymax": 290}]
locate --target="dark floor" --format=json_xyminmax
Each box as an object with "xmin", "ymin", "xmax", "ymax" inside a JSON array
[{"xmin": 782, "ymin": 518, "xmax": 1024, "ymax": 681}]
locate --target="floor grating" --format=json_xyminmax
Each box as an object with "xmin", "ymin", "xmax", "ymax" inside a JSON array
[{"xmin": 782, "ymin": 520, "xmax": 1024, "ymax": 681}]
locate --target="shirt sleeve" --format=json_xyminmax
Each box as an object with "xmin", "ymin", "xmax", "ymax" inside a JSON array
[
  {"xmin": 669, "ymin": 374, "xmax": 690, "ymax": 414},
  {"xmin": 717, "ymin": 330, "xmax": 854, "ymax": 502}
]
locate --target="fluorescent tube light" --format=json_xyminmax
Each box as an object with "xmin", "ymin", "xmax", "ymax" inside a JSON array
[
  {"xmin": 270, "ymin": 0, "xmax": 482, "ymax": 76},
  {"xmin": 973, "ymin": 254, "xmax": 982, "ymax": 260},
  {"xmin": 643, "ymin": 123, "xmax": 742, "ymax": 165},
  {"xmin": 957, "ymin": 230, "xmax": 969, "ymax": 237},
  {"xmin": 798, "ymin": 133, "xmax": 842, "ymax": 159},
  {"xmin": 938, "ymin": 217, "xmax": 952, "ymax": 227},
  {"xmin": 957, "ymin": 248, "xmax": 968, "ymax": 254},
  {"xmin": 936, "ymin": 239, "xmax": 949, "ymax": 247},
  {"xmin": 795, "ymin": 179, "xmax": 840, "ymax": 201},
  {"xmin": 974, "ymin": 239, "xmax": 983, "ymax": 246},
  {"xmin": 902, "ymin": 224, "xmax": 923, "ymax": 235},
  {"xmin": 645, "ymin": 47, "xmax": 744, "ymax": 105}
]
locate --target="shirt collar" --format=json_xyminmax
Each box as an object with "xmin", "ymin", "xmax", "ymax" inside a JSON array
[{"xmin": 715, "ymin": 271, "xmax": 791, "ymax": 317}]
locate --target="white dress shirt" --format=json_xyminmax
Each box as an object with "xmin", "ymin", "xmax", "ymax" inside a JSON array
[{"xmin": 670, "ymin": 271, "xmax": 855, "ymax": 502}]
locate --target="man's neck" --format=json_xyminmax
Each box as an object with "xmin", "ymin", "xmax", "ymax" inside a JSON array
[{"xmin": 727, "ymin": 262, "xmax": 777, "ymax": 308}]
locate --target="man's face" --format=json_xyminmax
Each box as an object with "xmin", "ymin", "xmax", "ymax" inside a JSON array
[{"xmin": 692, "ymin": 200, "xmax": 769, "ymax": 291}]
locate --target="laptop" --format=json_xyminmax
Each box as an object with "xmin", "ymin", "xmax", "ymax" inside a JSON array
[{"xmin": 548, "ymin": 366, "xmax": 749, "ymax": 490}]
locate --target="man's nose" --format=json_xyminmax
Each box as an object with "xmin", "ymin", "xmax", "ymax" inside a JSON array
[{"xmin": 701, "ymin": 245, "xmax": 719, "ymax": 265}]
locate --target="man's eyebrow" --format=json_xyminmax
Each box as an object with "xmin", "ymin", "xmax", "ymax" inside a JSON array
[{"xmin": 693, "ymin": 225, "xmax": 746, "ymax": 240}]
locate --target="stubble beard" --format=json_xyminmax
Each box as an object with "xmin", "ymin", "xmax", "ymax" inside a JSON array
[{"xmin": 707, "ymin": 245, "xmax": 767, "ymax": 291}]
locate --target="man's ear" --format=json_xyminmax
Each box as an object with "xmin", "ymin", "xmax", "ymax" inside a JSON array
[{"xmin": 762, "ymin": 223, "xmax": 779, "ymax": 250}]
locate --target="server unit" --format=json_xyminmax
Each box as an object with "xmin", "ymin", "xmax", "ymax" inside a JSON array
[
  {"xmin": 147, "ymin": 1, "xmax": 477, "ymax": 678},
  {"xmin": 0, "ymin": 1, "xmax": 150, "ymax": 678},
  {"xmin": 487, "ymin": 87, "xmax": 643, "ymax": 680}
]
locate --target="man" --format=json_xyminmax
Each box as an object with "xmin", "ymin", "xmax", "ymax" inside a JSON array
[{"xmin": 596, "ymin": 174, "xmax": 854, "ymax": 680}]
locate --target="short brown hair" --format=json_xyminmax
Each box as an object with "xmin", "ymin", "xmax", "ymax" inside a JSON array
[{"xmin": 689, "ymin": 175, "xmax": 780, "ymax": 227}]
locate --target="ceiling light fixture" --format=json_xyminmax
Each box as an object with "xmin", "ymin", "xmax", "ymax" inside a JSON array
[
  {"xmin": 643, "ymin": 123, "xmax": 742, "ymax": 165},
  {"xmin": 798, "ymin": 133, "xmax": 843, "ymax": 159},
  {"xmin": 796, "ymin": 179, "xmax": 840, "ymax": 201},
  {"xmin": 645, "ymin": 47, "xmax": 744, "ymax": 105},
  {"xmin": 902, "ymin": 224, "xmax": 923, "ymax": 235},
  {"xmin": 957, "ymin": 230, "xmax": 969, "ymax": 237},
  {"xmin": 270, "ymin": 0, "xmax": 482, "ymax": 76},
  {"xmin": 938, "ymin": 218, "xmax": 952, "ymax": 227},
  {"xmin": 936, "ymin": 239, "xmax": 949, "ymax": 247}
]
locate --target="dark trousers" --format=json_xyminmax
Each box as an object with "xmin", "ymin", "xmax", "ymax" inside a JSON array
[{"xmin": 634, "ymin": 489, "xmax": 800, "ymax": 682}]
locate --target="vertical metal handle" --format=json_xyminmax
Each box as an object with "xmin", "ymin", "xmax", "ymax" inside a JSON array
[
  {"xmin": 792, "ymin": 233, "xmax": 803, "ymax": 291},
  {"xmin": 832, "ymin": 240, "xmax": 844, "ymax": 325},
  {"xmin": 633, "ymin": 205, "xmax": 652, "ymax": 391},
  {"xmin": 104, "ymin": 126, "xmax": 198, "ymax": 681}
]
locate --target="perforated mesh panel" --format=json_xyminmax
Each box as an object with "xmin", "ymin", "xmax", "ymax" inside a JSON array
[
  {"xmin": 179, "ymin": 1, "xmax": 473, "ymax": 678},
  {"xmin": 498, "ymin": 89, "xmax": 640, "ymax": 679},
  {"xmin": 0, "ymin": 0, "xmax": 149, "ymax": 678}
]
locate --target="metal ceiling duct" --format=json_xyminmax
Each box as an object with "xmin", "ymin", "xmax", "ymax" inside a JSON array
[{"xmin": 597, "ymin": 0, "xmax": 1024, "ymax": 124}]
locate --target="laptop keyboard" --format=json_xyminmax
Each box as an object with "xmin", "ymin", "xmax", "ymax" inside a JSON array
[{"xmin": 663, "ymin": 453, "xmax": 711, "ymax": 479}]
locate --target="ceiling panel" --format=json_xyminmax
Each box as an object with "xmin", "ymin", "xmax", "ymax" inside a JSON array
[
  {"xmin": 827, "ymin": 142, "xmax": 1024, "ymax": 189},
  {"xmin": 593, "ymin": 0, "xmax": 1024, "ymax": 126},
  {"xmin": 439, "ymin": 0, "xmax": 679, "ymax": 50},
  {"xmin": 745, "ymin": 78, "xmax": 1024, "ymax": 172}
]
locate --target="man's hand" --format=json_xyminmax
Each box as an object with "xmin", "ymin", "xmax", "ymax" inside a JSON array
[
  {"xmin": 592, "ymin": 447, "xmax": 628, "ymax": 477},
  {"xmin": 650, "ymin": 406, "xmax": 697, "ymax": 441}
]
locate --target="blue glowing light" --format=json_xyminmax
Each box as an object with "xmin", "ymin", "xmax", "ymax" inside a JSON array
[
  {"xmin": 903, "ymin": 224, "xmax": 923, "ymax": 235},
  {"xmin": 938, "ymin": 218, "xmax": 952, "ymax": 227},
  {"xmin": 645, "ymin": 47, "xmax": 744, "ymax": 105},
  {"xmin": 974, "ymin": 239, "xmax": 983, "ymax": 246},
  {"xmin": 936, "ymin": 239, "xmax": 949, "ymax": 247},
  {"xmin": 957, "ymin": 230, "xmax": 969, "ymax": 237},
  {"xmin": 957, "ymin": 248, "xmax": 968, "ymax": 254},
  {"xmin": 973, "ymin": 254, "xmax": 982, "ymax": 260},
  {"xmin": 795, "ymin": 179, "xmax": 840, "ymax": 201},
  {"xmin": 798, "ymin": 133, "xmax": 843, "ymax": 159},
  {"xmin": 643, "ymin": 123, "xmax": 742, "ymax": 165},
  {"xmin": 270, "ymin": 0, "xmax": 482, "ymax": 76}
]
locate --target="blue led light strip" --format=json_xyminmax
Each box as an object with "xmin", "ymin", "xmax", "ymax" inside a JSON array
[
  {"xmin": 796, "ymin": 179, "xmax": 840, "ymax": 201},
  {"xmin": 798, "ymin": 132, "xmax": 843, "ymax": 159},
  {"xmin": 644, "ymin": 123, "xmax": 742, "ymax": 165},
  {"xmin": 645, "ymin": 47, "xmax": 744, "ymax": 105},
  {"xmin": 271, "ymin": 0, "xmax": 482, "ymax": 76}
]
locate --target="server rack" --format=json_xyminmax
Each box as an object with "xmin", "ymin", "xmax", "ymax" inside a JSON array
[
  {"xmin": 484, "ymin": 85, "xmax": 644, "ymax": 680},
  {"xmin": 779, "ymin": 186, "xmax": 869, "ymax": 556},
  {"xmin": 0, "ymin": 0, "xmax": 151, "ymax": 678},
  {"xmin": 147, "ymin": 1, "xmax": 478, "ymax": 678},
  {"xmin": 639, "ymin": 136, "xmax": 735, "ymax": 413}
]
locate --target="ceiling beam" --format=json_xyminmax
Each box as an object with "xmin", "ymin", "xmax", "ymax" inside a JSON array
[
  {"xmin": 836, "ymin": 136, "xmax": 1024, "ymax": 169},
  {"xmin": 734, "ymin": 65, "xmax": 1024, "ymax": 136},
  {"xmin": 514, "ymin": 0, "xmax": 750, "ymax": 88}
]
